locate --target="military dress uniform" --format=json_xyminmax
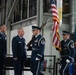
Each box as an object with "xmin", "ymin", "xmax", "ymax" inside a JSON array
[
  {"xmin": 30, "ymin": 26, "xmax": 45, "ymax": 75},
  {"xmin": 59, "ymin": 31, "xmax": 75, "ymax": 75},
  {"xmin": 12, "ymin": 35, "xmax": 27, "ymax": 75},
  {"xmin": 0, "ymin": 32, "xmax": 7, "ymax": 75}
]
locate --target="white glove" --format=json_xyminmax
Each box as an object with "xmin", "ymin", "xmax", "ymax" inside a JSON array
[
  {"xmin": 13, "ymin": 58, "xmax": 18, "ymax": 60},
  {"xmin": 25, "ymin": 46, "xmax": 28, "ymax": 49},
  {"xmin": 36, "ymin": 58, "xmax": 40, "ymax": 61},
  {"xmin": 66, "ymin": 59, "xmax": 70, "ymax": 63}
]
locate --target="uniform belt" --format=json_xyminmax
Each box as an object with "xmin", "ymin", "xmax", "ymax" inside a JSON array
[
  {"xmin": 61, "ymin": 55, "xmax": 69, "ymax": 57},
  {"xmin": 32, "ymin": 48, "xmax": 39, "ymax": 50}
]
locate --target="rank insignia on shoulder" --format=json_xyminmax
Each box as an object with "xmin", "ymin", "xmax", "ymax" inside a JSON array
[
  {"xmin": 41, "ymin": 39, "xmax": 45, "ymax": 44},
  {"xmin": 71, "ymin": 44, "xmax": 74, "ymax": 48}
]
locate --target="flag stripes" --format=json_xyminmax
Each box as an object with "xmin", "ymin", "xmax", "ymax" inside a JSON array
[{"xmin": 51, "ymin": 0, "xmax": 61, "ymax": 50}]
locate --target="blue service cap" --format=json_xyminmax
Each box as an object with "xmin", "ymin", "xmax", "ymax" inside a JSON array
[
  {"xmin": 32, "ymin": 26, "xmax": 41, "ymax": 31},
  {"xmin": 62, "ymin": 30, "xmax": 71, "ymax": 35}
]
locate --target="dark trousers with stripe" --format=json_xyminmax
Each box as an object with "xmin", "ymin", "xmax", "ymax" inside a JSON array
[
  {"xmin": 60, "ymin": 59, "xmax": 73, "ymax": 75},
  {"xmin": 30, "ymin": 60, "xmax": 44, "ymax": 75},
  {"xmin": 69, "ymin": 63, "xmax": 74, "ymax": 75}
]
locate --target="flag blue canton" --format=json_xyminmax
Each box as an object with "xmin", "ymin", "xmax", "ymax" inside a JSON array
[{"xmin": 51, "ymin": 0, "xmax": 55, "ymax": 4}]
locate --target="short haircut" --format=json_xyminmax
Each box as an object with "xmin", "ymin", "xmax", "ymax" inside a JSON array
[{"xmin": 17, "ymin": 27, "xmax": 23, "ymax": 30}]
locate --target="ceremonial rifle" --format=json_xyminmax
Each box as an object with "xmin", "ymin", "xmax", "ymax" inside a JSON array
[{"xmin": 27, "ymin": 18, "xmax": 51, "ymax": 50}]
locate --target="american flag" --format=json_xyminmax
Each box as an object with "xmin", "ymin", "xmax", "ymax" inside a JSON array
[{"xmin": 51, "ymin": 0, "xmax": 61, "ymax": 51}]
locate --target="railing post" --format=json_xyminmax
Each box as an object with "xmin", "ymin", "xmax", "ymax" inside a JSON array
[{"xmin": 53, "ymin": 55, "xmax": 56, "ymax": 75}]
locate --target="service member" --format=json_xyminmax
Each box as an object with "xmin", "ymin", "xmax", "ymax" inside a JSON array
[
  {"xmin": 0, "ymin": 25, "xmax": 7, "ymax": 75},
  {"xmin": 57, "ymin": 31, "xmax": 75, "ymax": 75},
  {"xmin": 30, "ymin": 26, "xmax": 45, "ymax": 75},
  {"xmin": 12, "ymin": 28, "xmax": 27, "ymax": 75}
]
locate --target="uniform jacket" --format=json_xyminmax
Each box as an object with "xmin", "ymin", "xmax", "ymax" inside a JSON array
[
  {"xmin": 60, "ymin": 39, "xmax": 75, "ymax": 61},
  {"xmin": 31, "ymin": 34, "xmax": 45, "ymax": 61},
  {"xmin": 0, "ymin": 32, "xmax": 7, "ymax": 58},
  {"xmin": 12, "ymin": 35, "xmax": 26, "ymax": 61}
]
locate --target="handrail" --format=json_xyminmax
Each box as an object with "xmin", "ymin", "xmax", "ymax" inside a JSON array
[
  {"xmin": 6, "ymin": 54, "xmax": 56, "ymax": 57},
  {"xmin": 5, "ymin": 54, "xmax": 56, "ymax": 75}
]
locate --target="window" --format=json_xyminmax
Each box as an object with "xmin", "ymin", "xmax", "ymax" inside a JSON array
[
  {"xmin": 43, "ymin": 0, "xmax": 50, "ymax": 12},
  {"xmin": 43, "ymin": 0, "xmax": 70, "ymax": 14},
  {"xmin": 13, "ymin": 0, "xmax": 37, "ymax": 23},
  {"xmin": 0, "ymin": 0, "xmax": 6, "ymax": 25},
  {"xmin": 14, "ymin": 0, "xmax": 21, "ymax": 22},
  {"xmin": 22, "ymin": 0, "xmax": 28, "ymax": 19},
  {"xmin": 63, "ymin": 0, "xmax": 70, "ymax": 14},
  {"xmin": 0, "ymin": 0, "xmax": 1, "ymax": 6},
  {"xmin": 43, "ymin": 0, "xmax": 57, "ymax": 13},
  {"xmin": 29, "ymin": 0, "xmax": 37, "ymax": 17}
]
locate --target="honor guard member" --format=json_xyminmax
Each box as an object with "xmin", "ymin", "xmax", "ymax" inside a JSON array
[
  {"xmin": 30, "ymin": 26, "xmax": 45, "ymax": 75},
  {"xmin": 58, "ymin": 31, "xmax": 75, "ymax": 75},
  {"xmin": 12, "ymin": 28, "xmax": 27, "ymax": 75},
  {"xmin": 0, "ymin": 25, "xmax": 7, "ymax": 75}
]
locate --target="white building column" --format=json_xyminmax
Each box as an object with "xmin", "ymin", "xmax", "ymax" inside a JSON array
[{"xmin": 37, "ymin": 0, "xmax": 43, "ymax": 27}]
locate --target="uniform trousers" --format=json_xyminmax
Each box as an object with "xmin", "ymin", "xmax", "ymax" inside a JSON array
[
  {"xmin": 0, "ymin": 57, "xmax": 5, "ymax": 75},
  {"xmin": 30, "ymin": 60, "xmax": 44, "ymax": 75},
  {"xmin": 69, "ymin": 62, "xmax": 74, "ymax": 75},
  {"xmin": 60, "ymin": 59, "xmax": 73, "ymax": 75},
  {"xmin": 13, "ymin": 59, "xmax": 24, "ymax": 75}
]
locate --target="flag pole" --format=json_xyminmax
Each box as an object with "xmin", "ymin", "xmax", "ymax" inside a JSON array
[{"xmin": 40, "ymin": 18, "xmax": 51, "ymax": 29}]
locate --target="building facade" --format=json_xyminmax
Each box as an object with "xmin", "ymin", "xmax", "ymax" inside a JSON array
[{"xmin": 0, "ymin": 0, "xmax": 76, "ymax": 75}]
